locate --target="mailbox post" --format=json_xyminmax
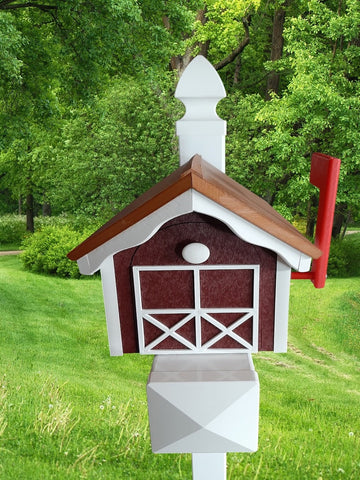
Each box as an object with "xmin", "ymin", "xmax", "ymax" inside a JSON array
[{"xmin": 68, "ymin": 56, "xmax": 340, "ymax": 479}]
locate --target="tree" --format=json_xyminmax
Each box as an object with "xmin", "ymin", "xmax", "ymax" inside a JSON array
[
  {"xmin": 265, "ymin": 1, "xmax": 288, "ymax": 99},
  {"xmin": 0, "ymin": 6, "xmax": 62, "ymax": 229},
  {"xmin": 0, "ymin": 0, "xmax": 263, "ymax": 226},
  {"xmin": 224, "ymin": 0, "xmax": 360, "ymax": 234},
  {"xmin": 183, "ymin": 1, "xmax": 260, "ymax": 74},
  {"xmin": 48, "ymin": 77, "xmax": 182, "ymax": 219},
  {"xmin": 1, "ymin": 0, "xmax": 359, "ymax": 236},
  {"xmin": 0, "ymin": 1, "xmax": 149, "ymax": 228}
]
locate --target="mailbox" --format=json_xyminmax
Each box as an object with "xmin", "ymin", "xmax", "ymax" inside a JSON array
[{"xmin": 68, "ymin": 56, "xmax": 340, "ymax": 480}]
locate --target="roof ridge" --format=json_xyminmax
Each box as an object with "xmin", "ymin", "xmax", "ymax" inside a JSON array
[
  {"xmin": 68, "ymin": 155, "xmax": 321, "ymax": 263},
  {"xmin": 180, "ymin": 154, "xmax": 204, "ymax": 179}
]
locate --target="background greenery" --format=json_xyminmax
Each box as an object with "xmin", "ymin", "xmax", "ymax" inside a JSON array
[
  {"xmin": 0, "ymin": 255, "xmax": 359, "ymax": 479},
  {"xmin": 0, "ymin": 0, "xmax": 359, "ymax": 236}
]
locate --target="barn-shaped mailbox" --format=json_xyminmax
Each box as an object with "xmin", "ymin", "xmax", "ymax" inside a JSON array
[
  {"xmin": 68, "ymin": 56, "xmax": 328, "ymax": 358},
  {"xmin": 68, "ymin": 155, "xmax": 322, "ymax": 356},
  {"xmin": 68, "ymin": 56, "xmax": 340, "ymax": 476}
]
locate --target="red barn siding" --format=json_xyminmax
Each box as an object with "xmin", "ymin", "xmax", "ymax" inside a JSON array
[{"xmin": 114, "ymin": 212, "xmax": 277, "ymax": 353}]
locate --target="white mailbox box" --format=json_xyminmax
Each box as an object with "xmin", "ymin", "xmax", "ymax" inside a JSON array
[{"xmin": 147, "ymin": 353, "xmax": 259, "ymax": 454}]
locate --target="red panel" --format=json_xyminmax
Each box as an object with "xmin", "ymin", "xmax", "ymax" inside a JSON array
[
  {"xmin": 113, "ymin": 247, "xmax": 138, "ymax": 353},
  {"xmin": 200, "ymin": 269, "xmax": 253, "ymax": 308},
  {"xmin": 210, "ymin": 312, "xmax": 248, "ymax": 328},
  {"xmin": 233, "ymin": 321, "xmax": 253, "ymax": 345},
  {"xmin": 151, "ymin": 313, "xmax": 188, "ymax": 328},
  {"xmin": 201, "ymin": 313, "xmax": 253, "ymax": 349},
  {"xmin": 211, "ymin": 336, "xmax": 249, "ymax": 349},
  {"xmin": 140, "ymin": 270, "xmax": 194, "ymax": 309},
  {"xmin": 176, "ymin": 318, "xmax": 196, "ymax": 345},
  {"xmin": 143, "ymin": 315, "xmax": 197, "ymax": 350},
  {"xmin": 143, "ymin": 321, "xmax": 164, "ymax": 347},
  {"xmin": 201, "ymin": 319, "xmax": 222, "ymax": 345},
  {"xmin": 153, "ymin": 337, "xmax": 190, "ymax": 350}
]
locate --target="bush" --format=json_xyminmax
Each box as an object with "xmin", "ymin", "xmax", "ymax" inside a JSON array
[
  {"xmin": 327, "ymin": 233, "xmax": 360, "ymax": 278},
  {"xmin": 35, "ymin": 214, "xmax": 102, "ymax": 232},
  {"xmin": 0, "ymin": 214, "xmax": 101, "ymax": 247},
  {"xmin": 20, "ymin": 225, "xmax": 92, "ymax": 279},
  {"xmin": 0, "ymin": 215, "xmax": 27, "ymax": 244}
]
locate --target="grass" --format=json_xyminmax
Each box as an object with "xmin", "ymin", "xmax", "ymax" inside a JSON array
[{"xmin": 0, "ymin": 255, "xmax": 359, "ymax": 479}]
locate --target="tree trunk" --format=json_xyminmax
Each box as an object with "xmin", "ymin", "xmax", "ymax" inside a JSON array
[
  {"xmin": 165, "ymin": 9, "xmax": 209, "ymax": 76},
  {"xmin": 332, "ymin": 211, "xmax": 345, "ymax": 238},
  {"xmin": 306, "ymin": 197, "xmax": 317, "ymax": 238},
  {"xmin": 42, "ymin": 202, "xmax": 51, "ymax": 216},
  {"xmin": 265, "ymin": 7, "xmax": 286, "ymax": 99},
  {"xmin": 340, "ymin": 212, "xmax": 351, "ymax": 240},
  {"xmin": 26, "ymin": 193, "xmax": 35, "ymax": 233},
  {"xmin": 233, "ymin": 56, "xmax": 242, "ymax": 84},
  {"xmin": 214, "ymin": 16, "xmax": 250, "ymax": 71}
]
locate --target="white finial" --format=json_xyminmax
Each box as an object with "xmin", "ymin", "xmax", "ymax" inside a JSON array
[{"xmin": 175, "ymin": 55, "xmax": 227, "ymax": 172}]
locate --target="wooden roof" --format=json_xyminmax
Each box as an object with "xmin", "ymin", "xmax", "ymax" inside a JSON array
[{"xmin": 68, "ymin": 155, "xmax": 322, "ymax": 261}]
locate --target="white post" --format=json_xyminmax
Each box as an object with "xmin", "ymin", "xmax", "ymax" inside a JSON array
[
  {"xmin": 175, "ymin": 56, "xmax": 227, "ymax": 172},
  {"xmin": 192, "ymin": 453, "xmax": 226, "ymax": 480}
]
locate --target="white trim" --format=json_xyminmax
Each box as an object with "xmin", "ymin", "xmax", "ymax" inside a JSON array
[
  {"xmin": 77, "ymin": 191, "xmax": 193, "ymax": 275},
  {"xmin": 77, "ymin": 189, "xmax": 312, "ymax": 275},
  {"xmin": 273, "ymin": 257, "xmax": 291, "ymax": 352},
  {"xmin": 192, "ymin": 191, "xmax": 312, "ymax": 272},
  {"xmin": 100, "ymin": 256, "xmax": 123, "ymax": 356},
  {"xmin": 133, "ymin": 265, "xmax": 260, "ymax": 355}
]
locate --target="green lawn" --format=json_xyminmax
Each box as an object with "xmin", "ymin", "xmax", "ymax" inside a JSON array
[{"xmin": 0, "ymin": 255, "xmax": 359, "ymax": 479}]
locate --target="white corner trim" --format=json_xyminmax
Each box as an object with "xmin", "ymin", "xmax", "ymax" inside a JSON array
[
  {"xmin": 100, "ymin": 256, "xmax": 123, "ymax": 356},
  {"xmin": 273, "ymin": 257, "xmax": 291, "ymax": 353}
]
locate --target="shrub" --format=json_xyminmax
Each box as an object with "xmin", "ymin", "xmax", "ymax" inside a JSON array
[
  {"xmin": 292, "ymin": 216, "xmax": 307, "ymax": 236},
  {"xmin": 34, "ymin": 214, "xmax": 101, "ymax": 232},
  {"xmin": 0, "ymin": 215, "xmax": 27, "ymax": 244},
  {"xmin": 20, "ymin": 225, "xmax": 92, "ymax": 279},
  {"xmin": 327, "ymin": 233, "xmax": 360, "ymax": 278},
  {"xmin": 0, "ymin": 214, "xmax": 101, "ymax": 247}
]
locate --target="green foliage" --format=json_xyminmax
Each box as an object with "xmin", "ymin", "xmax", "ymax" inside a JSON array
[
  {"xmin": 0, "ymin": 214, "xmax": 26, "ymax": 244},
  {"xmin": 327, "ymin": 239, "xmax": 349, "ymax": 278},
  {"xmin": 0, "ymin": 13, "xmax": 23, "ymax": 85},
  {"xmin": 34, "ymin": 214, "xmax": 102, "ymax": 232},
  {"xmin": 20, "ymin": 225, "xmax": 91, "ymax": 278},
  {"xmin": 259, "ymin": 0, "xmax": 360, "ymax": 217},
  {"xmin": 0, "ymin": 0, "xmax": 359, "ymax": 230},
  {"xmin": 190, "ymin": 0, "xmax": 261, "ymax": 62},
  {"xmin": 327, "ymin": 233, "xmax": 360, "ymax": 278},
  {"xmin": 219, "ymin": 0, "xmax": 360, "ymax": 222},
  {"xmin": 50, "ymin": 77, "xmax": 182, "ymax": 217},
  {"xmin": 291, "ymin": 216, "xmax": 307, "ymax": 235},
  {"xmin": 0, "ymin": 214, "xmax": 100, "ymax": 246}
]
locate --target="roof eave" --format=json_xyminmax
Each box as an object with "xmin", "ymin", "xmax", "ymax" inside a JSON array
[{"xmin": 68, "ymin": 155, "xmax": 321, "ymax": 263}]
